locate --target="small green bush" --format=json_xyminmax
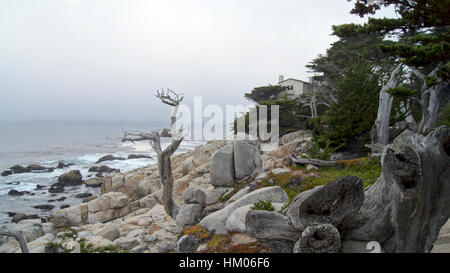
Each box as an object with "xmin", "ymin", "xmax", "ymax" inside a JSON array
[{"xmin": 251, "ymin": 200, "xmax": 275, "ymax": 211}]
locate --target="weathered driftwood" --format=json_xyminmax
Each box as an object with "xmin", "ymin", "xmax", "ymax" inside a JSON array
[
  {"xmin": 293, "ymin": 224, "xmax": 341, "ymax": 253},
  {"xmin": 372, "ymin": 63, "xmax": 403, "ymax": 149},
  {"xmin": 287, "ymin": 175, "xmax": 364, "ymax": 230},
  {"xmin": 122, "ymin": 88, "xmax": 184, "ymax": 217},
  {"xmin": 245, "ymin": 210, "xmax": 301, "ymax": 242},
  {"xmin": 291, "ymin": 157, "xmax": 341, "ymax": 169},
  {"xmin": 340, "ymin": 126, "xmax": 450, "ymax": 253},
  {"xmin": 0, "ymin": 231, "xmax": 29, "ymax": 253}
]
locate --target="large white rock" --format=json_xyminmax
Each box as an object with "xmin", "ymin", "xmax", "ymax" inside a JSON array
[
  {"xmin": 91, "ymin": 222, "xmax": 121, "ymax": 241},
  {"xmin": 199, "ymin": 186, "xmax": 289, "ymax": 234},
  {"xmin": 210, "ymin": 144, "xmax": 235, "ymax": 187},
  {"xmin": 1, "ymin": 219, "xmax": 45, "ymax": 244},
  {"xmin": 233, "ymin": 141, "xmax": 262, "ymax": 180},
  {"xmin": 87, "ymin": 192, "xmax": 130, "ymax": 223},
  {"xmin": 51, "ymin": 204, "xmax": 89, "ymax": 227},
  {"xmin": 175, "ymin": 204, "xmax": 203, "ymax": 227},
  {"xmin": 226, "ymin": 203, "xmax": 286, "ymax": 233}
]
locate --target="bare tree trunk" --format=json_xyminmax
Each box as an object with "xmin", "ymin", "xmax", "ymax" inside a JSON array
[
  {"xmin": 340, "ymin": 126, "xmax": 450, "ymax": 252},
  {"xmin": 372, "ymin": 64, "xmax": 403, "ymax": 150},
  {"xmin": 0, "ymin": 231, "xmax": 29, "ymax": 253},
  {"xmin": 122, "ymin": 89, "xmax": 184, "ymax": 217},
  {"xmin": 422, "ymin": 82, "xmax": 448, "ymax": 133},
  {"xmin": 410, "ymin": 66, "xmax": 449, "ymax": 134}
]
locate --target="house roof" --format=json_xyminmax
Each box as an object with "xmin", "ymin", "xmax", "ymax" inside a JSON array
[{"xmin": 279, "ymin": 78, "xmax": 311, "ymax": 85}]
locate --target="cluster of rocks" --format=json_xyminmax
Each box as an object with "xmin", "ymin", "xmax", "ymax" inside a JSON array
[
  {"xmin": 1, "ymin": 163, "xmax": 73, "ymax": 177},
  {"xmin": 1, "ymin": 127, "xmax": 449, "ymax": 253}
]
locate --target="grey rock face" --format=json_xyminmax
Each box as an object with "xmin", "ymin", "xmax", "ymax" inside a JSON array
[
  {"xmin": 233, "ymin": 141, "xmax": 262, "ymax": 180},
  {"xmin": 175, "ymin": 204, "xmax": 203, "ymax": 227},
  {"xmin": 287, "ymin": 175, "xmax": 364, "ymax": 230},
  {"xmin": 199, "ymin": 186, "xmax": 289, "ymax": 234},
  {"xmin": 183, "ymin": 187, "xmax": 207, "ymax": 207},
  {"xmin": 57, "ymin": 170, "xmax": 83, "ymax": 186},
  {"xmin": 210, "ymin": 144, "xmax": 235, "ymax": 187},
  {"xmin": 340, "ymin": 126, "xmax": 450, "ymax": 253},
  {"xmin": 293, "ymin": 224, "xmax": 341, "ymax": 253}
]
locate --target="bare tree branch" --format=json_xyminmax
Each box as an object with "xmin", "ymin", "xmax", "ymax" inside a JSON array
[
  {"xmin": 0, "ymin": 231, "xmax": 29, "ymax": 253},
  {"xmin": 121, "ymin": 88, "xmax": 185, "ymax": 217}
]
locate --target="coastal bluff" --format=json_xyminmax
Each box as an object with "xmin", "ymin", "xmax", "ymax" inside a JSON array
[{"xmin": 1, "ymin": 127, "xmax": 449, "ymax": 253}]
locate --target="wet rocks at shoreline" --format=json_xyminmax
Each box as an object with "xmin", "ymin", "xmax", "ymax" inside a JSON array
[
  {"xmin": 1, "ymin": 162, "xmax": 75, "ymax": 177},
  {"xmin": 95, "ymin": 155, "xmax": 126, "ymax": 164}
]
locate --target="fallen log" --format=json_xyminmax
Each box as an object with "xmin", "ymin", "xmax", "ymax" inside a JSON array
[
  {"xmin": 286, "ymin": 175, "xmax": 364, "ymax": 230},
  {"xmin": 340, "ymin": 126, "xmax": 450, "ymax": 253},
  {"xmin": 0, "ymin": 231, "xmax": 29, "ymax": 253},
  {"xmin": 291, "ymin": 157, "xmax": 341, "ymax": 169},
  {"xmin": 293, "ymin": 224, "xmax": 341, "ymax": 253},
  {"xmin": 245, "ymin": 210, "xmax": 302, "ymax": 242}
]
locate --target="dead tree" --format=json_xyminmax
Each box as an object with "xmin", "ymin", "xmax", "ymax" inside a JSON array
[
  {"xmin": 122, "ymin": 88, "xmax": 184, "ymax": 217},
  {"xmin": 293, "ymin": 224, "xmax": 341, "ymax": 253},
  {"xmin": 0, "ymin": 231, "xmax": 29, "ymax": 253},
  {"xmin": 340, "ymin": 126, "xmax": 450, "ymax": 253},
  {"xmin": 410, "ymin": 67, "xmax": 449, "ymax": 134},
  {"xmin": 371, "ymin": 63, "xmax": 404, "ymax": 151},
  {"xmin": 286, "ymin": 175, "xmax": 364, "ymax": 230}
]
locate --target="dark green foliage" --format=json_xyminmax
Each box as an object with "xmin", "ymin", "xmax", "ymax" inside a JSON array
[
  {"xmin": 347, "ymin": 0, "xmax": 450, "ymax": 85},
  {"xmin": 232, "ymin": 98, "xmax": 310, "ymax": 136},
  {"xmin": 251, "ymin": 200, "xmax": 275, "ymax": 211},
  {"xmin": 313, "ymin": 60, "xmax": 381, "ymax": 152},
  {"xmin": 436, "ymin": 102, "xmax": 450, "ymax": 127},
  {"xmin": 244, "ymin": 85, "xmax": 287, "ymax": 104}
]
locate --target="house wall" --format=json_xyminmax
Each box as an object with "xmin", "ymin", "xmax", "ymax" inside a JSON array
[{"xmin": 279, "ymin": 79, "xmax": 306, "ymax": 99}]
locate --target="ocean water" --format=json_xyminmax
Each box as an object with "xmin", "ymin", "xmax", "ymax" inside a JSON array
[{"xmin": 0, "ymin": 120, "xmax": 204, "ymax": 224}]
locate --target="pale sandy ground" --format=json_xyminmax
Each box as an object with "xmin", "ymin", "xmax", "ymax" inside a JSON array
[{"xmin": 432, "ymin": 218, "xmax": 450, "ymax": 253}]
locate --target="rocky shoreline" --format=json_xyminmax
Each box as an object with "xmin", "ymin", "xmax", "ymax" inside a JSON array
[{"xmin": 1, "ymin": 127, "xmax": 449, "ymax": 253}]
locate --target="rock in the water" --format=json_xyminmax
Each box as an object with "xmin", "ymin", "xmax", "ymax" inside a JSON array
[
  {"xmin": 8, "ymin": 190, "xmax": 30, "ymax": 196},
  {"xmin": 177, "ymin": 235, "xmax": 200, "ymax": 253},
  {"xmin": 88, "ymin": 165, "xmax": 119, "ymax": 173},
  {"xmin": 340, "ymin": 126, "xmax": 450, "ymax": 253},
  {"xmin": 293, "ymin": 224, "xmax": 341, "ymax": 253},
  {"xmin": 96, "ymin": 155, "xmax": 125, "ymax": 164},
  {"xmin": 57, "ymin": 170, "xmax": 83, "ymax": 186},
  {"xmin": 56, "ymin": 162, "xmax": 73, "ymax": 169},
  {"xmin": 176, "ymin": 204, "xmax": 203, "ymax": 227},
  {"xmin": 210, "ymin": 144, "xmax": 235, "ymax": 187},
  {"xmin": 233, "ymin": 141, "xmax": 262, "ymax": 180},
  {"xmin": 48, "ymin": 184, "xmax": 65, "ymax": 193},
  {"xmin": 85, "ymin": 178, "xmax": 103, "ymax": 188},
  {"xmin": 1, "ymin": 170, "xmax": 12, "ymax": 176},
  {"xmin": 245, "ymin": 210, "xmax": 301, "ymax": 241},
  {"xmin": 75, "ymin": 192, "xmax": 93, "ymax": 199},
  {"xmin": 9, "ymin": 165, "xmax": 29, "ymax": 174},
  {"xmin": 26, "ymin": 164, "xmax": 47, "ymax": 171},
  {"xmin": 127, "ymin": 154, "xmax": 152, "ymax": 160},
  {"xmin": 199, "ymin": 186, "xmax": 289, "ymax": 234},
  {"xmin": 183, "ymin": 187, "xmax": 206, "ymax": 207},
  {"xmin": 11, "ymin": 213, "xmax": 40, "ymax": 223},
  {"xmin": 34, "ymin": 204, "xmax": 54, "ymax": 211},
  {"xmin": 286, "ymin": 175, "xmax": 364, "ymax": 230}
]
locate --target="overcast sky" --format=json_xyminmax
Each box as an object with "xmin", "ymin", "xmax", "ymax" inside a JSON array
[{"xmin": 0, "ymin": 0, "xmax": 397, "ymax": 123}]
